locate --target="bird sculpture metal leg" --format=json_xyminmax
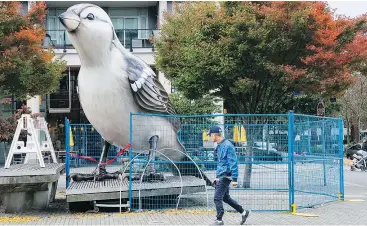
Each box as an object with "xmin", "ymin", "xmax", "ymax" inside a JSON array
[
  {"xmin": 127, "ymin": 135, "xmax": 165, "ymax": 182},
  {"xmin": 144, "ymin": 135, "xmax": 165, "ymax": 181},
  {"xmin": 147, "ymin": 135, "xmax": 158, "ymax": 174},
  {"xmin": 93, "ymin": 140, "xmax": 119, "ymax": 181}
]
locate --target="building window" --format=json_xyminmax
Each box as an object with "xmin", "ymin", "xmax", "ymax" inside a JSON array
[{"xmin": 167, "ymin": 1, "xmax": 173, "ymax": 12}]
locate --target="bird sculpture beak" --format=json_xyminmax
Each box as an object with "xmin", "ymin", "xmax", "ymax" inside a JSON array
[{"xmin": 59, "ymin": 11, "xmax": 81, "ymax": 32}]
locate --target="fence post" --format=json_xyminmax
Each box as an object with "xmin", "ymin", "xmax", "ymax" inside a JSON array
[
  {"xmin": 65, "ymin": 117, "xmax": 70, "ymax": 188},
  {"xmin": 338, "ymin": 119, "xmax": 344, "ymax": 201},
  {"xmin": 128, "ymin": 112, "xmax": 133, "ymax": 210},
  {"xmin": 288, "ymin": 110, "xmax": 295, "ymax": 213},
  {"xmin": 322, "ymin": 120, "xmax": 327, "ymax": 186},
  {"xmin": 308, "ymin": 121, "xmax": 311, "ymax": 154}
]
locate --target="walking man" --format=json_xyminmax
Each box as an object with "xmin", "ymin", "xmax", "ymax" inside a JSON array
[{"xmin": 208, "ymin": 126, "xmax": 250, "ymax": 225}]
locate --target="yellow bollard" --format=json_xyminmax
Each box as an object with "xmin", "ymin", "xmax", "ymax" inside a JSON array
[{"xmin": 291, "ymin": 203, "xmax": 296, "ymax": 214}]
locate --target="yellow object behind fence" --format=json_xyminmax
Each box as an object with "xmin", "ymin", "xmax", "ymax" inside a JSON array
[
  {"xmin": 233, "ymin": 123, "xmax": 247, "ymax": 143},
  {"xmin": 240, "ymin": 123, "xmax": 247, "ymax": 142},
  {"xmin": 70, "ymin": 127, "xmax": 74, "ymax": 147},
  {"xmin": 202, "ymin": 130, "xmax": 209, "ymax": 141},
  {"xmin": 233, "ymin": 124, "xmax": 240, "ymax": 142}
]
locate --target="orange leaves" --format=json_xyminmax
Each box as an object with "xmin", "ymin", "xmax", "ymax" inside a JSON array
[
  {"xmin": 258, "ymin": 1, "xmax": 312, "ymax": 25},
  {"xmin": 26, "ymin": 1, "xmax": 47, "ymax": 24},
  {"xmin": 39, "ymin": 52, "xmax": 54, "ymax": 63},
  {"xmin": 253, "ymin": 1, "xmax": 367, "ymax": 96},
  {"xmin": 280, "ymin": 65, "xmax": 308, "ymax": 80},
  {"xmin": 308, "ymin": 2, "xmax": 333, "ymax": 28},
  {"xmin": 13, "ymin": 27, "xmax": 45, "ymax": 44},
  {"xmin": 0, "ymin": 1, "xmax": 50, "ymax": 60},
  {"xmin": 0, "ymin": 1, "xmax": 21, "ymax": 18},
  {"xmin": 0, "ymin": 0, "xmax": 66, "ymax": 100}
]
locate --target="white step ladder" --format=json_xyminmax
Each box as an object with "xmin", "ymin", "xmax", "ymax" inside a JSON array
[{"xmin": 4, "ymin": 114, "xmax": 57, "ymax": 169}]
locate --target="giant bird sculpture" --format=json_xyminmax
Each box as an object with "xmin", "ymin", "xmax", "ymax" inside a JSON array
[{"xmin": 59, "ymin": 4, "xmax": 211, "ymax": 185}]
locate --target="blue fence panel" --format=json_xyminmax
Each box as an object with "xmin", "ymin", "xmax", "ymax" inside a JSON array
[
  {"xmin": 64, "ymin": 118, "xmax": 128, "ymax": 187},
  {"xmin": 292, "ymin": 114, "xmax": 343, "ymax": 210},
  {"xmin": 64, "ymin": 112, "xmax": 344, "ymax": 212},
  {"xmin": 129, "ymin": 113, "xmax": 290, "ymax": 211}
]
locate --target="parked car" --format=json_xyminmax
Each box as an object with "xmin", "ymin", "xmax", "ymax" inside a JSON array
[
  {"xmin": 252, "ymin": 142, "xmax": 282, "ymax": 162},
  {"xmin": 345, "ymin": 143, "xmax": 364, "ymax": 160},
  {"xmin": 234, "ymin": 141, "xmax": 283, "ymax": 162}
]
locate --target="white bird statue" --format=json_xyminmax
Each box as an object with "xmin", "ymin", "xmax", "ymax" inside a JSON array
[{"xmin": 58, "ymin": 3, "xmax": 211, "ymax": 185}]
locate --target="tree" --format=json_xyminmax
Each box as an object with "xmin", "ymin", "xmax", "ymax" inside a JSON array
[
  {"xmin": 0, "ymin": 104, "xmax": 40, "ymax": 142},
  {"xmin": 170, "ymin": 93, "xmax": 221, "ymax": 151},
  {"xmin": 169, "ymin": 93, "xmax": 220, "ymax": 115},
  {"xmin": 342, "ymin": 72, "xmax": 367, "ymax": 143},
  {"xmin": 154, "ymin": 1, "xmax": 367, "ymax": 115},
  {"xmin": 0, "ymin": 1, "xmax": 65, "ymax": 100},
  {"xmin": 292, "ymin": 94, "xmax": 342, "ymax": 117}
]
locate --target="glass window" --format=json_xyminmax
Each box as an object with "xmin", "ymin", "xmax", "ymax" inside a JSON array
[
  {"xmin": 46, "ymin": 8, "xmax": 71, "ymax": 46},
  {"xmin": 125, "ymin": 18, "xmax": 139, "ymax": 47},
  {"xmin": 167, "ymin": 1, "xmax": 173, "ymax": 12},
  {"xmin": 110, "ymin": 8, "xmax": 139, "ymax": 17},
  {"xmin": 112, "ymin": 18, "xmax": 124, "ymax": 44},
  {"xmin": 111, "ymin": 18, "xmax": 124, "ymax": 30},
  {"xmin": 139, "ymin": 16, "xmax": 148, "ymax": 39}
]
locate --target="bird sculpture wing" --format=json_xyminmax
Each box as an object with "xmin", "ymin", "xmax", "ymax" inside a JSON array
[{"xmin": 112, "ymin": 39, "xmax": 180, "ymax": 131}]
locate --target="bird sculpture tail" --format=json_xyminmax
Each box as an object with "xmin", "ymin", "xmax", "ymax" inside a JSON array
[{"xmin": 174, "ymin": 155, "xmax": 213, "ymax": 187}]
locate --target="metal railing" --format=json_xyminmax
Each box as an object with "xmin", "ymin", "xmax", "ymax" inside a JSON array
[{"xmin": 44, "ymin": 29, "xmax": 159, "ymax": 52}]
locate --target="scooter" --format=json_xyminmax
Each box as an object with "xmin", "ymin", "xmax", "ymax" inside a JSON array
[{"xmin": 351, "ymin": 150, "xmax": 367, "ymax": 171}]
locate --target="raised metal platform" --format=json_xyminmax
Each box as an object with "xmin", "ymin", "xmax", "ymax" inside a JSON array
[{"xmin": 66, "ymin": 176, "xmax": 207, "ymax": 203}]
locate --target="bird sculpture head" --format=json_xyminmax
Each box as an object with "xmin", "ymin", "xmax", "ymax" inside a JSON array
[{"xmin": 58, "ymin": 4, "xmax": 120, "ymax": 65}]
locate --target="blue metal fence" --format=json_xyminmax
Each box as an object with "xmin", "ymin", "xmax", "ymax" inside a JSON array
[
  {"xmin": 291, "ymin": 113, "xmax": 344, "ymax": 212},
  {"xmin": 64, "ymin": 112, "xmax": 344, "ymax": 212},
  {"xmin": 64, "ymin": 118, "xmax": 128, "ymax": 187}
]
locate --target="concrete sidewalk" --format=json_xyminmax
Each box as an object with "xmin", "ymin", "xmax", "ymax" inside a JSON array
[
  {"xmin": 0, "ymin": 194, "xmax": 365, "ymax": 225},
  {"xmin": 1, "ymin": 167, "xmax": 366, "ymax": 225}
]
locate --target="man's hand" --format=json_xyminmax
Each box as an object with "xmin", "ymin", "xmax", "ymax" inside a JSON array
[
  {"xmin": 232, "ymin": 181, "xmax": 238, "ymax": 188},
  {"xmin": 213, "ymin": 178, "xmax": 219, "ymax": 187}
]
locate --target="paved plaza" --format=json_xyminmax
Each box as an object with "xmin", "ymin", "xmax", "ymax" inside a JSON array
[{"xmin": 0, "ymin": 164, "xmax": 366, "ymax": 225}]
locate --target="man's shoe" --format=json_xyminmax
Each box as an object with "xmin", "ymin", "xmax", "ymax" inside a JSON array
[
  {"xmin": 240, "ymin": 210, "xmax": 251, "ymax": 225},
  {"xmin": 211, "ymin": 220, "xmax": 224, "ymax": 225}
]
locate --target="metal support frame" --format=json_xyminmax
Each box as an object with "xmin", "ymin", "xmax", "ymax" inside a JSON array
[{"xmin": 4, "ymin": 114, "xmax": 57, "ymax": 168}]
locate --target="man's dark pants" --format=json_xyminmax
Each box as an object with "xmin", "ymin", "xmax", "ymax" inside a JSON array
[{"xmin": 214, "ymin": 177, "xmax": 244, "ymax": 220}]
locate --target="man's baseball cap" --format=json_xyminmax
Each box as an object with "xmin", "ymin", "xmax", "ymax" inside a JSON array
[{"xmin": 207, "ymin": 126, "xmax": 222, "ymax": 135}]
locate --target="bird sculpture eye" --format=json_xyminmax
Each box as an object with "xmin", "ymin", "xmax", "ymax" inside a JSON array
[{"xmin": 86, "ymin": 13, "xmax": 95, "ymax": 20}]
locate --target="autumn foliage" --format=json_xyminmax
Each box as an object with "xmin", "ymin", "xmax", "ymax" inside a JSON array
[
  {"xmin": 155, "ymin": 1, "xmax": 367, "ymax": 114},
  {"xmin": 273, "ymin": 2, "xmax": 367, "ymax": 95},
  {"xmin": 0, "ymin": 104, "xmax": 40, "ymax": 141},
  {"xmin": 0, "ymin": 1, "xmax": 65, "ymax": 100}
]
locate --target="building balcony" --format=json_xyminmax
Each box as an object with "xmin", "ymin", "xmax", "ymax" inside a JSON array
[
  {"xmin": 45, "ymin": 1, "xmax": 158, "ymax": 8},
  {"xmin": 44, "ymin": 29, "xmax": 159, "ymax": 52}
]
